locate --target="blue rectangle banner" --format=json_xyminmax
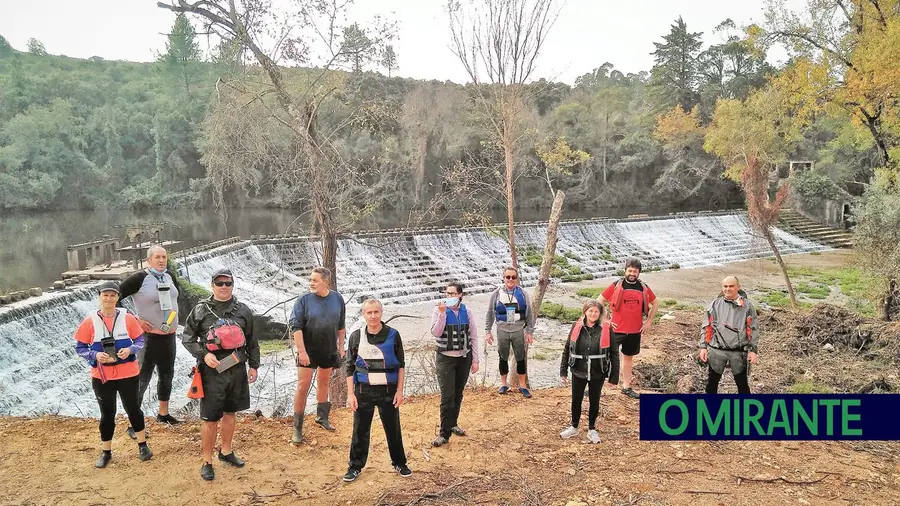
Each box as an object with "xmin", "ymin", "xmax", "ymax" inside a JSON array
[{"xmin": 639, "ymin": 394, "xmax": 900, "ymax": 440}]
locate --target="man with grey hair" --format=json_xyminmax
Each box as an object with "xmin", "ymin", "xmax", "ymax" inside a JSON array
[
  {"xmin": 289, "ymin": 266, "xmax": 346, "ymax": 444},
  {"xmin": 485, "ymin": 266, "xmax": 535, "ymax": 398},
  {"xmin": 342, "ymin": 297, "xmax": 410, "ymax": 481},
  {"xmin": 118, "ymin": 244, "xmax": 184, "ymax": 437},
  {"xmin": 699, "ymin": 276, "xmax": 759, "ymax": 394}
]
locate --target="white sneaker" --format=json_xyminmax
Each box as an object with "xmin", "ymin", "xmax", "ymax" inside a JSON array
[
  {"xmin": 587, "ymin": 429, "xmax": 601, "ymax": 444},
  {"xmin": 560, "ymin": 426, "xmax": 578, "ymax": 439}
]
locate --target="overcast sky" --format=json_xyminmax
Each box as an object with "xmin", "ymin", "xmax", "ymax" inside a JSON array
[{"xmin": 0, "ymin": 0, "xmax": 799, "ymax": 84}]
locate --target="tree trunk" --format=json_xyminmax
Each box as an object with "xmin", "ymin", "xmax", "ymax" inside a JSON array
[
  {"xmin": 532, "ymin": 190, "xmax": 565, "ymax": 316},
  {"xmin": 504, "ymin": 143, "xmax": 517, "ymax": 269},
  {"xmin": 764, "ymin": 227, "xmax": 798, "ymax": 310},
  {"xmin": 883, "ymin": 279, "xmax": 896, "ymax": 322},
  {"xmin": 415, "ymin": 134, "xmax": 428, "ymax": 204},
  {"xmin": 602, "ymin": 111, "xmax": 608, "ymax": 183}
]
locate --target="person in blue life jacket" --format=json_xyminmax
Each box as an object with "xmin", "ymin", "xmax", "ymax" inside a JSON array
[
  {"xmin": 343, "ymin": 298, "xmax": 411, "ymax": 483},
  {"xmin": 485, "ymin": 266, "xmax": 535, "ymax": 398},
  {"xmin": 429, "ymin": 282, "xmax": 480, "ymax": 447}
]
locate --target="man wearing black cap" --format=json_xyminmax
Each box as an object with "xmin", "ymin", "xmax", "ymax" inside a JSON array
[{"xmin": 182, "ymin": 268, "xmax": 260, "ymax": 481}]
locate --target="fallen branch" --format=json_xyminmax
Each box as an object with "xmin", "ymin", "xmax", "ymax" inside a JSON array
[
  {"xmin": 685, "ymin": 489, "xmax": 730, "ymax": 494},
  {"xmin": 657, "ymin": 468, "xmax": 702, "ymax": 474},
  {"xmin": 732, "ymin": 474, "xmax": 827, "ymax": 485}
]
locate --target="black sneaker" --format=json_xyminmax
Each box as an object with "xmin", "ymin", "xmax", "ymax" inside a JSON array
[
  {"xmin": 138, "ymin": 444, "xmax": 153, "ymax": 462},
  {"xmin": 218, "ymin": 451, "xmax": 245, "ymax": 468},
  {"xmin": 394, "ymin": 464, "xmax": 412, "ymax": 477},
  {"xmin": 95, "ymin": 451, "xmax": 112, "ymax": 468},
  {"xmin": 157, "ymin": 414, "xmax": 182, "ymax": 425},
  {"xmin": 343, "ymin": 468, "xmax": 361, "ymax": 482},
  {"xmin": 200, "ymin": 462, "xmax": 215, "ymax": 481},
  {"xmin": 431, "ymin": 435, "xmax": 448, "ymax": 447},
  {"xmin": 621, "ymin": 387, "xmax": 641, "ymax": 399},
  {"xmin": 450, "ymin": 426, "xmax": 467, "ymax": 436}
]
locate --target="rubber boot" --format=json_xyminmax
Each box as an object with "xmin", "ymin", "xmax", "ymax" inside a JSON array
[
  {"xmin": 291, "ymin": 413, "xmax": 304, "ymax": 445},
  {"xmin": 315, "ymin": 402, "xmax": 336, "ymax": 431}
]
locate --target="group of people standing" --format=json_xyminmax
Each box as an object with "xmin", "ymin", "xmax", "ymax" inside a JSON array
[{"xmin": 73, "ymin": 245, "xmax": 760, "ymax": 481}]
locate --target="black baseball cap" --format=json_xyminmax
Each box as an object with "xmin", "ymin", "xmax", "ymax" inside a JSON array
[
  {"xmin": 211, "ymin": 268, "xmax": 234, "ymax": 282},
  {"xmin": 97, "ymin": 281, "xmax": 120, "ymax": 294}
]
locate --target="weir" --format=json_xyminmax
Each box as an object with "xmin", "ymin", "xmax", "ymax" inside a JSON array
[{"xmin": 0, "ymin": 211, "xmax": 830, "ymax": 417}]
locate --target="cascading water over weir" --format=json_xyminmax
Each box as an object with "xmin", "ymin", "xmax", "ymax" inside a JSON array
[{"xmin": 0, "ymin": 211, "xmax": 830, "ymax": 417}]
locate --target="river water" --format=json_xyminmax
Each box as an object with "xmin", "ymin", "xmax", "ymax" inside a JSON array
[{"xmin": 0, "ymin": 203, "xmax": 734, "ymax": 292}]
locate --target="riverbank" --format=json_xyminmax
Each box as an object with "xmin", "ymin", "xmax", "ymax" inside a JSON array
[{"xmin": 1, "ymin": 250, "xmax": 898, "ymax": 504}]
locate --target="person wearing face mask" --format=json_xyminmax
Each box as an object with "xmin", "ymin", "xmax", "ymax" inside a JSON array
[
  {"xmin": 559, "ymin": 301, "xmax": 618, "ymax": 444},
  {"xmin": 699, "ymin": 276, "xmax": 759, "ymax": 394},
  {"xmin": 182, "ymin": 268, "xmax": 259, "ymax": 481},
  {"xmin": 429, "ymin": 282, "xmax": 480, "ymax": 447},
  {"xmin": 73, "ymin": 281, "xmax": 153, "ymax": 467},
  {"xmin": 596, "ymin": 258, "xmax": 658, "ymax": 399},
  {"xmin": 117, "ymin": 244, "xmax": 183, "ymax": 439},
  {"xmin": 485, "ymin": 266, "xmax": 535, "ymax": 398}
]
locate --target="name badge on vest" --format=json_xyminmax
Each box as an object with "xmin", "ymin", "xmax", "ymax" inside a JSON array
[
  {"xmin": 505, "ymin": 303, "xmax": 519, "ymax": 322},
  {"xmin": 157, "ymin": 282, "xmax": 174, "ymax": 312}
]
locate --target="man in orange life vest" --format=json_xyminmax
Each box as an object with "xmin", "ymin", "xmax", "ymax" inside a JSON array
[
  {"xmin": 597, "ymin": 258, "xmax": 658, "ymax": 399},
  {"xmin": 699, "ymin": 276, "xmax": 758, "ymax": 394}
]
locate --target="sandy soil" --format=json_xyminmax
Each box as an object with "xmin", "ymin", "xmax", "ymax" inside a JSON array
[{"xmin": 3, "ymin": 249, "xmax": 897, "ymax": 505}]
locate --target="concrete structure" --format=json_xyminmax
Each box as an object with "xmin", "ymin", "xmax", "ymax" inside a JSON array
[{"xmin": 65, "ymin": 236, "xmax": 120, "ymax": 271}]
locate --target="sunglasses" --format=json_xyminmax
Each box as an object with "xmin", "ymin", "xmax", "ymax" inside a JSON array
[
  {"xmin": 213, "ymin": 281, "xmax": 234, "ymax": 287},
  {"xmin": 504, "ymin": 275, "xmax": 518, "ymax": 280}
]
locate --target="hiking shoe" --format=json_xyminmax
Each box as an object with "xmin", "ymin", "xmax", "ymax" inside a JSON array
[
  {"xmin": 560, "ymin": 426, "xmax": 578, "ymax": 439},
  {"xmin": 498, "ymin": 385, "xmax": 510, "ymax": 394},
  {"xmin": 587, "ymin": 429, "xmax": 601, "ymax": 444},
  {"xmin": 156, "ymin": 414, "xmax": 181, "ymax": 425},
  {"xmin": 95, "ymin": 451, "xmax": 112, "ymax": 468},
  {"xmin": 127, "ymin": 427, "xmax": 149, "ymax": 440},
  {"xmin": 394, "ymin": 464, "xmax": 413, "ymax": 477},
  {"xmin": 200, "ymin": 463, "xmax": 215, "ymax": 481},
  {"xmin": 138, "ymin": 444, "xmax": 153, "ymax": 462},
  {"xmin": 621, "ymin": 387, "xmax": 640, "ymax": 399},
  {"xmin": 432, "ymin": 435, "xmax": 449, "ymax": 447},
  {"xmin": 450, "ymin": 426, "xmax": 467, "ymax": 436},
  {"xmin": 343, "ymin": 468, "xmax": 361, "ymax": 482},
  {"xmin": 218, "ymin": 451, "xmax": 245, "ymax": 468},
  {"xmin": 519, "ymin": 387, "xmax": 533, "ymax": 399}
]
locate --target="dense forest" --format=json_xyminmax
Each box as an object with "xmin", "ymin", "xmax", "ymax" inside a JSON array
[{"xmin": 0, "ymin": 11, "xmax": 869, "ymax": 214}]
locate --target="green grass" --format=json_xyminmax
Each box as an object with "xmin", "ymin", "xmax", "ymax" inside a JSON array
[
  {"xmin": 758, "ymin": 290, "xmax": 814, "ymax": 309},
  {"xmin": 576, "ymin": 287, "xmax": 604, "ymax": 298},
  {"xmin": 660, "ymin": 298, "xmax": 678, "ymax": 307},
  {"xmin": 616, "ymin": 269, "xmax": 625, "ymax": 277},
  {"xmin": 168, "ymin": 259, "xmax": 210, "ymax": 298},
  {"xmin": 563, "ymin": 251, "xmax": 582, "ymax": 261},
  {"xmin": 795, "ymin": 282, "xmax": 830, "ymax": 299},
  {"xmin": 259, "ymin": 340, "xmax": 290, "ymax": 355},
  {"xmin": 786, "ymin": 265, "xmax": 874, "ymax": 315},
  {"xmin": 788, "ymin": 381, "xmax": 835, "ymax": 394},
  {"xmin": 540, "ymin": 302, "xmax": 583, "ymax": 323},
  {"xmin": 532, "ymin": 350, "xmax": 553, "ymax": 361}
]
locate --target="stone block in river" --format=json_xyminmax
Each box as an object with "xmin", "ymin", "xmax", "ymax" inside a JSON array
[{"xmin": 29, "ymin": 287, "xmax": 42, "ymax": 297}]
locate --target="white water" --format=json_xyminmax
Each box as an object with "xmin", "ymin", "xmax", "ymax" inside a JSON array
[{"xmin": 0, "ymin": 212, "xmax": 829, "ymax": 417}]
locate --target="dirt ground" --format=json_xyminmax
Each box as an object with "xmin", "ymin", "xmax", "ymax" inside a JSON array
[{"xmin": 2, "ymin": 249, "xmax": 898, "ymax": 505}]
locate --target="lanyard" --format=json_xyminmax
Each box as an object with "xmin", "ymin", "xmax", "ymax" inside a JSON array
[{"xmin": 98, "ymin": 311, "xmax": 120, "ymax": 338}]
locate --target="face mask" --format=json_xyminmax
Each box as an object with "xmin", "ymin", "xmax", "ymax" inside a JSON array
[
  {"xmin": 149, "ymin": 267, "xmax": 166, "ymax": 275},
  {"xmin": 443, "ymin": 297, "xmax": 460, "ymax": 307}
]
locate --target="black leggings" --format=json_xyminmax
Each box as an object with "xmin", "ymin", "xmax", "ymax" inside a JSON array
[
  {"xmin": 571, "ymin": 375, "xmax": 603, "ymax": 430},
  {"xmin": 498, "ymin": 359, "xmax": 527, "ymax": 375},
  {"xmin": 92, "ymin": 376, "xmax": 145, "ymax": 442},
  {"xmin": 706, "ymin": 369, "xmax": 751, "ymax": 394},
  {"xmin": 138, "ymin": 333, "xmax": 177, "ymax": 403}
]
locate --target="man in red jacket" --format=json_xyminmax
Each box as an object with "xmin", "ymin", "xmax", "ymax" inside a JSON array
[{"xmin": 597, "ymin": 258, "xmax": 658, "ymax": 399}]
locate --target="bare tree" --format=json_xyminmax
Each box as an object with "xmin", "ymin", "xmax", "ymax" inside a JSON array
[
  {"xmin": 158, "ymin": 0, "xmax": 395, "ymax": 404},
  {"xmin": 448, "ymin": 0, "xmax": 562, "ymax": 269}
]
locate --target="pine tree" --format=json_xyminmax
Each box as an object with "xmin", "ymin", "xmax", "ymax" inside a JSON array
[{"xmin": 650, "ymin": 16, "xmax": 703, "ymax": 111}]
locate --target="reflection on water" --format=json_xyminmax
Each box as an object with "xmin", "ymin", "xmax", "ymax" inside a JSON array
[{"xmin": 0, "ymin": 202, "xmax": 737, "ymax": 292}]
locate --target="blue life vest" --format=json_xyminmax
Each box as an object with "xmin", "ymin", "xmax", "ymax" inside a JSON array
[
  {"xmin": 494, "ymin": 287, "xmax": 528, "ymax": 323},
  {"xmin": 437, "ymin": 304, "xmax": 470, "ymax": 353},
  {"xmin": 354, "ymin": 326, "xmax": 401, "ymax": 385}
]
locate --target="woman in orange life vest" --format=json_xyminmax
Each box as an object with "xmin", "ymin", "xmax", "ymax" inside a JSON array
[
  {"xmin": 559, "ymin": 301, "xmax": 618, "ymax": 444},
  {"xmin": 73, "ymin": 281, "xmax": 153, "ymax": 468}
]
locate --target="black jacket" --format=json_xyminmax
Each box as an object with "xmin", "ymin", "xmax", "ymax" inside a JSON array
[
  {"xmin": 560, "ymin": 321, "xmax": 619, "ymax": 384},
  {"xmin": 182, "ymin": 296, "xmax": 260, "ymax": 369}
]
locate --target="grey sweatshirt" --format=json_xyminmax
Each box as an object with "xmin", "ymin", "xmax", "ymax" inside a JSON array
[{"xmin": 485, "ymin": 286, "xmax": 535, "ymax": 334}]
